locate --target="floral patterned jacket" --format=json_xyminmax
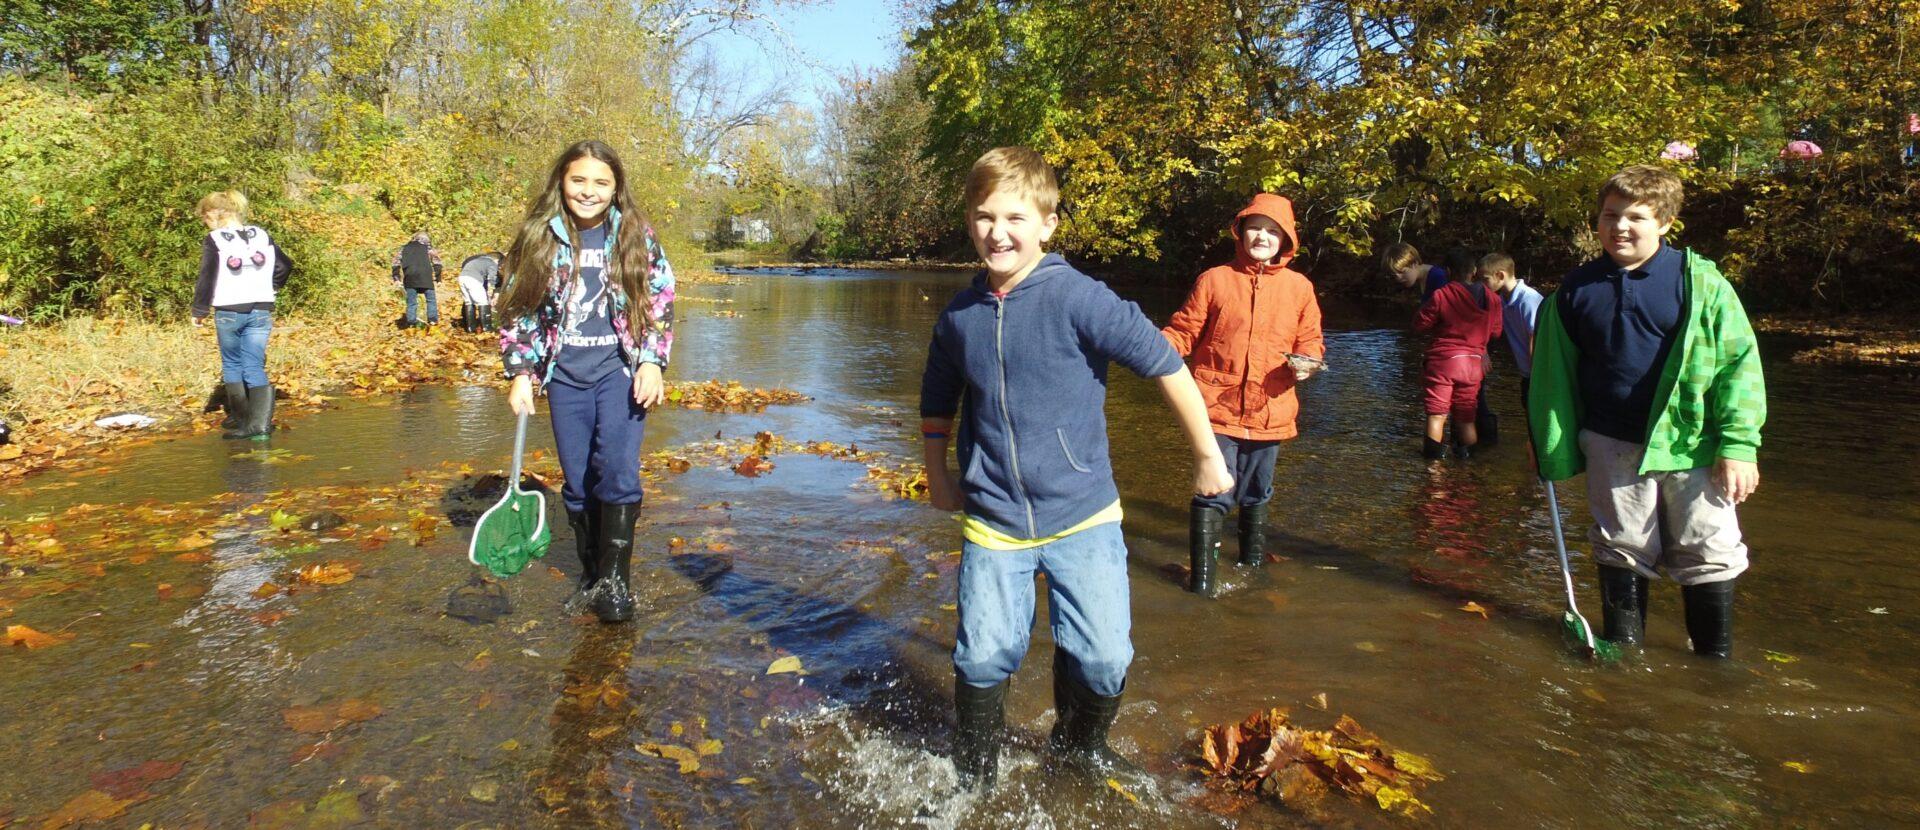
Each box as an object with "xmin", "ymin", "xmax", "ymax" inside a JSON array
[{"xmin": 499, "ymin": 208, "xmax": 675, "ymax": 386}]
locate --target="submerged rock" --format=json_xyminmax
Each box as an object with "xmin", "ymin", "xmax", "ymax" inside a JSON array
[
  {"xmin": 447, "ymin": 576, "xmax": 511, "ymax": 624},
  {"xmin": 302, "ymin": 510, "xmax": 347, "ymax": 532}
]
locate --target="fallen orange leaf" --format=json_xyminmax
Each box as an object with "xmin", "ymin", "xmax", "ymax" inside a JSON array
[
  {"xmin": 6, "ymin": 624, "xmax": 74, "ymax": 649},
  {"xmin": 1459, "ymin": 601, "xmax": 1490, "ymax": 619}
]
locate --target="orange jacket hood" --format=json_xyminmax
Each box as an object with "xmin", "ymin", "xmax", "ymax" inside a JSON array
[{"xmin": 1231, "ymin": 193, "xmax": 1299, "ymax": 271}]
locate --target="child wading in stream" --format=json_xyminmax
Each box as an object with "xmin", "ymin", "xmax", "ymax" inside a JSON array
[
  {"xmin": 190, "ymin": 190, "xmax": 293, "ymax": 440},
  {"xmin": 1160, "ymin": 193, "xmax": 1325, "ymax": 597},
  {"xmin": 498, "ymin": 140, "xmax": 676, "ymax": 623},
  {"xmin": 1529, "ymin": 165, "xmax": 1764, "ymax": 658},
  {"xmin": 920, "ymin": 147, "xmax": 1233, "ymax": 789}
]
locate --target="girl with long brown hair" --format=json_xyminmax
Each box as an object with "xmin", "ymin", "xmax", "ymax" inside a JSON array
[{"xmin": 498, "ymin": 139, "xmax": 676, "ymax": 623}]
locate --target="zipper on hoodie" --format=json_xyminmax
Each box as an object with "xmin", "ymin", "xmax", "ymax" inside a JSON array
[
  {"xmin": 1238, "ymin": 268, "xmax": 1262, "ymax": 440},
  {"xmin": 993, "ymin": 294, "xmax": 1038, "ymax": 537}
]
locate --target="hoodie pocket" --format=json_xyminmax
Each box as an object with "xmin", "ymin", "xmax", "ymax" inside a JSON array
[{"xmin": 1057, "ymin": 429, "xmax": 1093, "ymax": 474}]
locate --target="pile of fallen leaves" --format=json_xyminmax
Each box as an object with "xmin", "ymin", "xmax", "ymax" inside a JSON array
[
  {"xmin": 664, "ymin": 381, "xmax": 809, "ymax": 412},
  {"xmin": 1753, "ymin": 314, "xmax": 1920, "ymax": 372},
  {"xmin": 646, "ymin": 431, "xmax": 927, "ymax": 501},
  {"xmin": 1194, "ymin": 708, "xmax": 1443, "ymax": 819}
]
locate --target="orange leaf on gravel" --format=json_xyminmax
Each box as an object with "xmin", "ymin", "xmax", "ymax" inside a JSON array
[
  {"xmin": 89, "ymin": 759, "xmax": 184, "ymax": 800},
  {"xmin": 37, "ymin": 789, "xmax": 138, "ymax": 828}
]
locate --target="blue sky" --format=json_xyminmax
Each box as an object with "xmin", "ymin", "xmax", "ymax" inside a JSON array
[{"xmin": 699, "ymin": 0, "xmax": 909, "ymax": 113}]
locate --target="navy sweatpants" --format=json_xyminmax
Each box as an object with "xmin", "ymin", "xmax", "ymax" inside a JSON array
[
  {"xmin": 546, "ymin": 368, "xmax": 647, "ymax": 513},
  {"xmin": 1193, "ymin": 433, "xmax": 1280, "ymax": 513}
]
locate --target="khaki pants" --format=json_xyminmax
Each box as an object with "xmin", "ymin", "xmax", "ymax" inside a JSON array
[{"xmin": 1579, "ymin": 430, "xmax": 1747, "ymax": 586}]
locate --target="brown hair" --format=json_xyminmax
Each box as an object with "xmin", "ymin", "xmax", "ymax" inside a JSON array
[
  {"xmin": 964, "ymin": 147, "xmax": 1059, "ymax": 215},
  {"xmin": 1380, "ymin": 241, "xmax": 1421, "ymax": 273},
  {"xmin": 1596, "ymin": 164, "xmax": 1684, "ymax": 224},
  {"xmin": 497, "ymin": 140, "xmax": 656, "ymax": 334},
  {"xmin": 197, "ymin": 190, "xmax": 248, "ymax": 223}
]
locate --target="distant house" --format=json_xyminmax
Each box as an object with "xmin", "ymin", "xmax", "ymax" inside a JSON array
[{"xmin": 731, "ymin": 216, "xmax": 773, "ymax": 245}]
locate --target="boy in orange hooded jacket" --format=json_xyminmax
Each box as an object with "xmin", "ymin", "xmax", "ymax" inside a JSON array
[{"xmin": 1163, "ymin": 193, "xmax": 1326, "ymax": 598}]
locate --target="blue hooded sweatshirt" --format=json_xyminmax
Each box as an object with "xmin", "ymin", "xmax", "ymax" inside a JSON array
[{"xmin": 920, "ymin": 254, "xmax": 1184, "ymax": 540}]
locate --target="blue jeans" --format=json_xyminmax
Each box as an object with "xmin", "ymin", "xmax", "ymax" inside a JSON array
[
  {"xmin": 404, "ymin": 287, "xmax": 438, "ymax": 324},
  {"xmin": 954, "ymin": 521, "xmax": 1132, "ymax": 696},
  {"xmin": 545, "ymin": 368, "xmax": 647, "ymax": 513},
  {"xmin": 1194, "ymin": 434, "xmax": 1279, "ymax": 513},
  {"xmin": 213, "ymin": 308, "xmax": 272, "ymax": 387}
]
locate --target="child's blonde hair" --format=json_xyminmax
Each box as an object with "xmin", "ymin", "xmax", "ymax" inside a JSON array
[
  {"xmin": 1597, "ymin": 165, "xmax": 1684, "ymax": 224},
  {"xmin": 964, "ymin": 147, "xmax": 1058, "ymax": 215},
  {"xmin": 1477, "ymin": 251, "xmax": 1515, "ymax": 277},
  {"xmin": 197, "ymin": 190, "xmax": 248, "ymax": 223},
  {"xmin": 1380, "ymin": 241, "xmax": 1421, "ymax": 273}
]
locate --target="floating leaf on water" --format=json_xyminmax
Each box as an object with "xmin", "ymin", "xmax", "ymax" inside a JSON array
[
  {"xmin": 468, "ymin": 780, "xmax": 499, "ymax": 803},
  {"xmin": 1106, "ymin": 778, "xmax": 1140, "ymax": 804},
  {"xmin": 1374, "ymin": 784, "xmax": 1433, "ymax": 817},
  {"xmin": 588, "ymin": 725, "xmax": 621, "ymax": 740},
  {"xmin": 498, "ymin": 739, "xmax": 521, "ymax": 751},
  {"xmin": 1782, "ymin": 760, "xmax": 1814, "ymax": 773},
  {"xmin": 269, "ymin": 510, "xmax": 300, "ymax": 532},
  {"xmin": 1354, "ymin": 641, "xmax": 1382, "ymax": 653},
  {"xmin": 732, "ymin": 455, "xmax": 772, "ymax": 478},
  {"xmin": 1763, "ymin": 650, "xmax": 1799, "ymax": 664},
  {"xmin": 766, "ymin": 655, "xmax": 804, "ymax": 675},
  {"xmin": 1308, "ymin": 692, "xmax": 1329, "ymax": 711},
  {"xmin": 733, "ymin": 777, "xmax": 757, "ymax": 785},
  {"xmin": 695, "ymin": 739, "xmax": 724, "ymax": 757},
  {"xmin": 1868, "ymin": 607, "xmax": 1889, "ymax": 615},
  {"xmin": 252, "ymin": 581, "xmax": 281, "ymax": 599},
  {"xmin": 296, "ymin": 562, "xmax": 356, "ymax": 585},
  {"xmin": 1581, "ymin": 688, "xmax": 1608, "ymax": 704},
  {"xmin": 6, "ymin": 624, "xmax": 73, "ymax": 649},
  {"xmin": 1459, "ymin": 601, "xmax": 1490, "ymax": 619}
]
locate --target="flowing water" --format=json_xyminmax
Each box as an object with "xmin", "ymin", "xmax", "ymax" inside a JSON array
[{"xmin": 2, "ymin": 267, "xmax": 1917, "ymax": 828}]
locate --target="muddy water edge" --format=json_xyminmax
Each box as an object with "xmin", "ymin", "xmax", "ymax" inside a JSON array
[{"xmin": 2, "ymin": 266, "xmax": 1917, "ymax": 828}]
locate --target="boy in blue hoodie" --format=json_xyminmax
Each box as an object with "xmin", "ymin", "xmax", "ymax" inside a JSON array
[{"xmin": 921, "ymin": 147, "xmax": 1233, "ymax": 788}]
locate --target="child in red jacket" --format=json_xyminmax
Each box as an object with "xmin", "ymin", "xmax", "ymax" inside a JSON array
[{"xmin": 1413, "ymin": 262, "xmax": 1502, "ymax": 459}]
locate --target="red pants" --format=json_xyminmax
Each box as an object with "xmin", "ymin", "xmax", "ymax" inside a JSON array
[{"xmin": 1422, "ymin": 353, "xmax": 1485, "ymax": 419}]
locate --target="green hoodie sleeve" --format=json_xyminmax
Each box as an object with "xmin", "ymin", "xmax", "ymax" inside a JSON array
[
  {"xmin": 1704, "ymin": 278, "xmax": 1766, "ymax": 462},
  {"xmin": 1526, "ymin": 291, "xmax": 1586, "ymax": 481}
]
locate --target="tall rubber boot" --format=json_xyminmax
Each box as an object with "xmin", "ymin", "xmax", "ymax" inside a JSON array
[
  {"xmin": 1189, "ymin": 505, "xmax": 1223, "ymax": 597},
  {"xmin": 1597, "ymin": 564, "xmax": 1648, "ymax": 645},
  {"xmin": 1054, "ymin": 669, "xmax": 1138, "ymax": 776},
  {"xmin": 220, "ymin": 382, "xmax": 249, "ymax": 437},
  {"xmin": 482, "ymin": 305, "xmax": 495, "ymax": 332},
  {"xmin": 952, "ymin": 677, "xmax": 1007, "ymax": 789},
  {"xmin": 1476, "ymin": 408, "xmax": 1500, "ymax": 448},
  {"xmin": 565, "ymin": 508, "xmax": 601, "ymax": 606},
  {"xmin": 592, "ymin": 502, "xmax": 638, "ymax": 623},
  {"xmin": 1238, "ymin": 502, "xmax": 1270, "ymax": 567},
  {"xmin": 242, "ymin": 385, "xmax": 274, "ymax": 440},
  {"xmin": 1683, "ymin": 579, "xmax": 1735, "ymax": 658},
  {"xmin": 1047, "ymin": 650, "xmax": 1075, "ymax": 755},
  {"xmin": 459, "ymin": 302, "xmax": 474, "ymax": 332},
  {"xmin": 1422, "ymin": 436, "xmax": 1447, "ymax": 459}
]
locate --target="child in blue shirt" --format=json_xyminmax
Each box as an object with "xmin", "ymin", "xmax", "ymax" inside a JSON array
[
  {"xmin": 920, "ymin": 147, "xmax": 1232, "ymax": 788},
  {"xmin": 1480, "ymin": 252, "xmax": 1543, "ymax": 404}
]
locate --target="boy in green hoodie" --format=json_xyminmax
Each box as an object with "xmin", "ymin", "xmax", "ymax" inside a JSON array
[{"xmin": 1528, "ymin": 165, "xmax": 1765, "ymax": 658}]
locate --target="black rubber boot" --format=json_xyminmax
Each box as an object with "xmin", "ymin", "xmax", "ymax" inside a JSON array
[
  {"xmin": 220, "ymin": 382, "xmax": 246, "ymax": 431},
  {"xmin": 1597, "ymin": 564, "xmax": 1648, "ymax": 645},
  {"xmin": 1476, "ymin": 408, "xmax": 1500, "ymax": 447},
  {"xmin": 461, "ymin": 302, "xmax": 475, "ymax": 332},
  {"xmin": 953, "ymin": 678, "xmax": 1007, "ymax": 789},
  {"xmin": 1238, "ymin": 502, "xmax": 1269, "ymax": 567},
  {"xmin": 1452, "ymin": 435, "xmax": 1474, "ymax": 460},
  {"xmin": 591, "ymin": 502, "xmax": 638, "ymax": 623},
  {"xmin": 482, "ymin": 306, "xmax": 494, "ymax": 331},
  {"xmin": 566, "ymin": 508, "xmax": 600, "ymax": 594},
  {"xmin": 1683, "ymin": 579, "xmax": 1735, "ymax": 658},
  {"xmin": 220, "ymin": 382, "xmax": 251, "ymax": 438},
  {"xmin": 1188, "ymin": 505, "xmax": 1223, "ymax": 597},
  {"xmin": 1051, "ymin": 664, "xmax": 1137, "ymax": 777},
  {"xmin": 1046, "ymin": 650, "xmax": 1075, "ymax": 755},
  {"xmin": 242, "ymin": 385, "xmax": 274, "ymax": 440},
  {"xmin": 1422, "ymin": 436, "xmax": 1447, "ymax": 459}
]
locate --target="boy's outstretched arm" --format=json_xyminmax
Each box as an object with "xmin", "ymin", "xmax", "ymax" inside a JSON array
[
  {"xmin": 1155, "ymin": 366, "xmax": 1234, "ymax": 497},
  {"xmin": 921, "ymin": 417, "xmax": 962, "ymax": 511}
]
